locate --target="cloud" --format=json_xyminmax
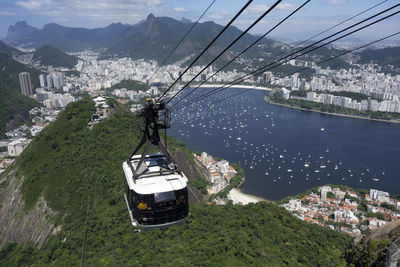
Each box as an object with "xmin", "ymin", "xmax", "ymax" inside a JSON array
[
  {"xmin": 173, "ymin": 7, "xmax": 185, "ymax": 12},
  {"xmin": 246, "ymin": 3, "xmax": 297, "ymax": 14},
  {"xmin": 0, "ymin": 11, "xmax": 15, "ymax": 16},
  {"xmin": 207, "ymin": 10, "xmax": 229, "ymax": 20},
  {"xmin": 16, "ymin": 0, "xmax": 53, "ymax": 10},
  {"xmin": 319, "ymin": 0, "xmax": 348, "ymax": 5},
  {"xmin": 277, "ymin": 3, "xmax": 297, "ymax": 10},
  {"xmin": 13, "ymin": 0, "xmax": 165, "ymax": 27}
]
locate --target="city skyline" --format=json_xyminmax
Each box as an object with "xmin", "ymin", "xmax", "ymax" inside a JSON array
[{"xmin": 0, "ymin": 0, "xmax": 399, "ymax": 41}]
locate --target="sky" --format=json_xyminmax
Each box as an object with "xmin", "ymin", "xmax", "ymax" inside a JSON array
[{"xmin": 0, "ymin": 0, "xmax": 399, "ymax": 41}]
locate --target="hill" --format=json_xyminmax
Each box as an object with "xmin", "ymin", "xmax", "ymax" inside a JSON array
[
  {"xmin": 356, "ymin": 47, "xmax": 400, "ymax": 71},
  {"xmin": 0, "ymin": 40, "xmax": 22, "ymax": 58},
  {"xmin": 0, "ymin": 99, "xmax": 351, "ymax": 265},
  {"xmin": 32, "ymin": 45, "xmax": 78, "ymax": 68},
  {"xmin": 109, "ymin": 79, "xmax": 150, "ymax": 92},
  {"xmin": 0, "ymin": 51, "xmax": 41, "ymax": 137}
]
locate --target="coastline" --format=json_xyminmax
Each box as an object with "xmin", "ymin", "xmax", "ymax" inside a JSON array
[
  {"xmin": 264, "ymin": 96, "xmax": 400, "ymax": 124},
  {"xmin": 228, "ymin": 188, "xmax": 270, "ymax": 205},
  {"xmin": 195, "ymin": 83, "xmax": 271, "ymax": 91}
]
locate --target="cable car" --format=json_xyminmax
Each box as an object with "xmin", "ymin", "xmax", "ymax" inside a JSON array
[
  {"xmin": 123, "ymin": 99, "xmax": 189, "ymax": 227},
  {"xmin": 123, "ymin": 153, "xmax": 189, "ymax": 227}
]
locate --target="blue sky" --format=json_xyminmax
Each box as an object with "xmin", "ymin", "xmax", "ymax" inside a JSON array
[{"xmin": 0, "ymin": 0, "xmax": 399, "ymax": 40}]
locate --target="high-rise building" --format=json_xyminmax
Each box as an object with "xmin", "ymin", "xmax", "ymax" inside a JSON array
[
  {"xmin": 53, "ymin": 73, "xmax": 61, "ymax": 89},
  {"xmin": 19, "ymin": 72, "xmax": 33, "ymax": 96},
  {"xmin": 46, "ymin": 74, "xmax": 53, "ymax": 89},
  {"xmin": 39, "ymin": 74, "xmax": 46, "ymax": 88}
]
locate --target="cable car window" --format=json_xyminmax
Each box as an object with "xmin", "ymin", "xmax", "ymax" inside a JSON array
[
  {"xmin": 154, "ymin": 191, "xmax": 175, "ymax": 203},
  {"xmin": 135, "ymin": 193, "xmax": 154, "ymax": 210}
]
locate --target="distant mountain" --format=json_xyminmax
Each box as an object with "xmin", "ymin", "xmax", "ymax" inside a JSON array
[
  {"xmin": 4, "ymin": 21, "xmax": 38, "ymax": 41},
  {"xmin": 105, "ymin": 14, "xmax": 287, "ymax": 65},
  {"xmin": 3, "ymin": 15, "xmax": 288, "ymax": 65},
  {"xmin": 4, "ymin": 22, "xmax": 129, "ymax": 52},
  {"xmin": 180, "ymin": 17, "xmax": 192, "ymax": 24},
  {"xmin": 33, "ymin": 45, "xmax": 78, "ymax": 68}
]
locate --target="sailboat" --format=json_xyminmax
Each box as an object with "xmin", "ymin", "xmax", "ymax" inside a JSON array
[{"xmin": 320, "ymin": 161, "xmax": 326, "ymax": 168}]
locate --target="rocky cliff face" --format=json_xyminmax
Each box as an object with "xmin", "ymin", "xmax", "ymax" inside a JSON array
[
  {"xmin": 5, "ymin": 21, "xmax": 38, "ymax": 41},
  {"xmin": 0, "ymin": 169, "xmax": 56, "ymax": 249},
  {"xmin": 386, "ymin": 236, "xmax": 400, "ymax": 267}
]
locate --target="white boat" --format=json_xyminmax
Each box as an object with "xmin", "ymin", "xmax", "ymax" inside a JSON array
[
  {"xmin": 280, "ymin": 154, "xmax": 284, "ymax": 159},
  {"xmin": 304, "ymin": 161, "xmax": 310, "ymax": 168},
  {"xmin": 320, "ymin": 161, "xmax": 326, "ymax": 168},
  {"xmin": 320, "ymin": 128, "xmax": 325, "ymax": 132},
  {"xmin": 334, "ymin": 164, "xmax": 338, "ymax": 170},
  {"xmin": 287, "ymin": 169, "xmax": 293, "ymax": 172},
  {"xmin": 314, "ymin": 169, "xmax": 320, "ymax": 173}
]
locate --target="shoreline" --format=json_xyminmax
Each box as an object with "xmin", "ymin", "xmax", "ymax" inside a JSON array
[
  {"xmin": 264, "ymin": 96, "xmax": 400, "ymax": 124},
  {"xmin": 195, "ymin": 83, "xmax": 271, "ymax": 91},
  {"xmin": 228, "ymin": 188, "xmax": 271, "ymax": 205}
]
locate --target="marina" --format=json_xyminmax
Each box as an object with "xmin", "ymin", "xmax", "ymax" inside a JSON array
[{"xmin": 169, "ymin": 88, "xmax": 400, "ymax": 200}]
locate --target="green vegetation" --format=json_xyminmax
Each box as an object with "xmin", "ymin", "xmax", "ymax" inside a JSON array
[
  {"xmin": 357, "ymin": 47, "xmax": 400, "ymax": 69},
  {"xmin": 0, "ymin": 52, "xmax": 41, "ymax": 137},
  {"xmin": 0, "ymin": 53, "xmax": 41, "ymax": 89},
  {"xmin": 365, "ymin": 212, "xmax": 385, "ymax": 220},
  {"xmin": 306, "ymin": 46, "xmax": 352, "ymax": 70},
  {"xmin": 381, "ymin": 202, "xmax": 397, "ymax": 212},
  {"xmin": 32, "ymin": 45, "xmax": 78, "ymax": 68},
  {"xmin": 109, "ymin": 79, "xmax": 150, "ymax": 92},
  {"xmin": 0, "ymin": 100, "xmax": 352, "ymax": 265},
  {"xmin": 327, "ymin": 91, "xmax": 381, "ymax": 102},
  {"xmin": 345, "ymin": 231, "xmax": 398, "ymax": 266},
  {"xmin": 0, "ymin": 85, "xmax": 39, "ymax": 138}
]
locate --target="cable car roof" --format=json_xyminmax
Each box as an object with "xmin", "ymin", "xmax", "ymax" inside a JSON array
[{"xmin": 123, "ymin": 154, "xmax": 188, "ymax": 195}]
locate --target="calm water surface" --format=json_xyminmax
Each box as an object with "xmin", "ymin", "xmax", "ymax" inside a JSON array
[{"xmin": 169, "ymin": 88, "xmax": 400, "ymax": 200}]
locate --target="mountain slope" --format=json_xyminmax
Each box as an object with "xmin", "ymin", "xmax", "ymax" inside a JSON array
[
  {"xmin": 33, "ymin": 45, "xmax": 78, "ymax": 68},
  {"xmin": 0, "ymin": 51, "xmax": 41, "ymax": 137},
  {"xmin": 356, "ymin": 47, "xmax": 400, "ymax": 68},
  {"xmin": 0, "ymin": 40, "xmax": 23, "ymax": 58},
  {"xmin": 4, "ymin": 22, "xmax": 129, "ymax": 52},
  {"xmin": 4, "ymin": 21, "xmax": 39, "ymax": 42},
  {"xmin": 4, "ymin": 16, "xmax": 287, "ymax": 65},
  {"xmin": 106, "ymin": 14, "xmax": 287, "ymax": 65},
  {"xmin": 0, "ymin": 99, "xmax": 351, "ymax": 265}
]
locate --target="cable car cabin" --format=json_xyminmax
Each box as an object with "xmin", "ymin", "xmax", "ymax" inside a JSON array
[{"xmin": 122, "ymin": 153, "xmax": 189, "ymax": 227}]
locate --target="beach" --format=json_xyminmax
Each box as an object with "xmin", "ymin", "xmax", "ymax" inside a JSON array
[{"xmin": 228, "ymin": 188, "xmax": 268, "ymax": 205}]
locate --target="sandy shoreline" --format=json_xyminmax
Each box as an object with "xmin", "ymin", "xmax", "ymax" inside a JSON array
[
  {"xmin": 264, "ymin": 96, "xmax": 400, "ymax": 124},
  {"xmin": 228, "ymin": 188, "xmax": 269, "ymax": 205}
]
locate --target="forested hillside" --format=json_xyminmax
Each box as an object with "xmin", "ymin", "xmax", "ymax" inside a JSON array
[
  {"xmin": 0, "ymin": 99, "xmax": 352, "ymax": 265},
  {"xmin": 0, "ymin": 51, "xmax": 41, "ymax": 137},
  {"xmin": 33, "ymin": 45, "xmax": 78, "ymax": 68}
]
